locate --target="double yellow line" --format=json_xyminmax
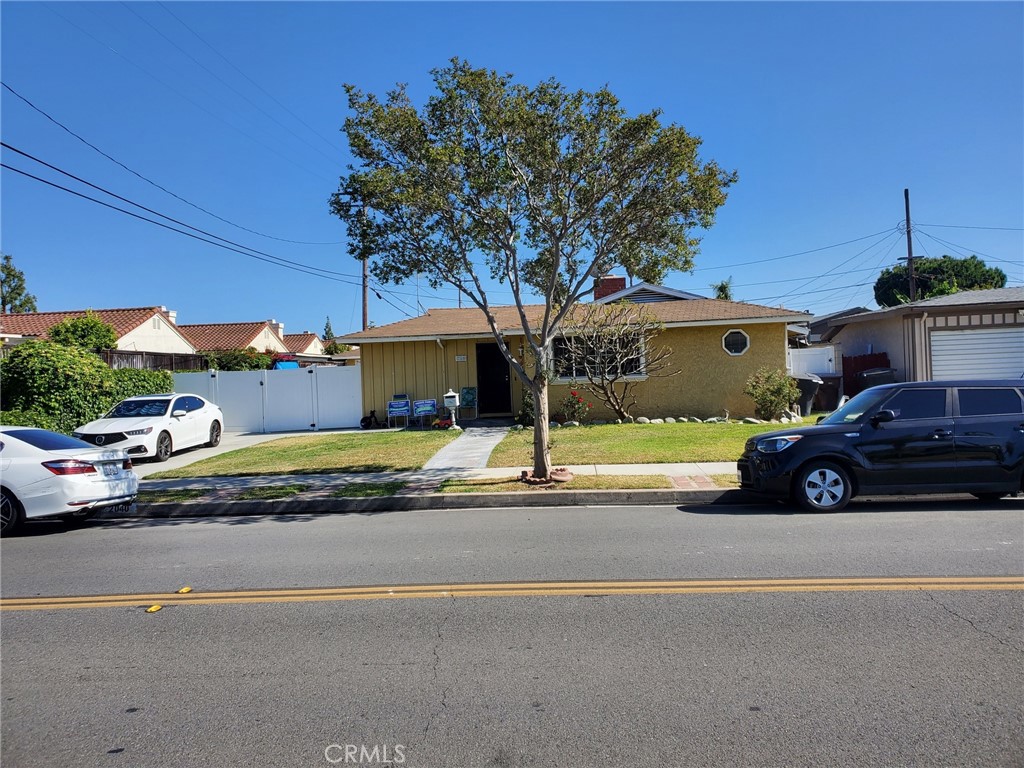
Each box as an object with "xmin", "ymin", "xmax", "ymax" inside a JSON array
[{"xmin": 2, "ymin": 576, "xmax": 1022, "ymax": 612}]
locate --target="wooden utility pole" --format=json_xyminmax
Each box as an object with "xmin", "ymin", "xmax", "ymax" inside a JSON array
[
  {"xmin": 362, "ymin": 253, "xmax": 369, "ymax": 330},
  {"xmin": 904, "ymin": 188, "xmax": 917, "ymax": 302}
]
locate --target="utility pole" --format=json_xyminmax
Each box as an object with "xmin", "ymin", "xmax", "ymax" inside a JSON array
[{"xmin": 904, "ymin": 188, "xmax": 917, "ymax": 302}]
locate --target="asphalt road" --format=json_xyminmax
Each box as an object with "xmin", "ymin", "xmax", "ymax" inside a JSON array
[{"xmin": 2, "ymin": 500, "xmax": 1022, "ymax": 767}]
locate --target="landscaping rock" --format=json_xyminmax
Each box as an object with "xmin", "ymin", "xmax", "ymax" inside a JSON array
[
  {"xmin": 513, "ymin": 424, "xmax": 524, "ymax": 431},
  {"xmin": 564, "ymin": 420, "xmax": 580, "ymax": 427},
  {"xmin": 664, "ymin": 417, "xmax": 676, "ymax": 424},
  {"xmin": 636, "ymin": 417, "xmax": 651, "ymax": 424},
  {"xmin": 549, "ymin": 421, "xmax": 561, "ymax": 428},
  {"xmin": 742, "ymin": 417, "xmax": 764, "ymax": 424},
  {"xmin": 650, "ymin": 418, "xmax": 664, "ymax": 424}
]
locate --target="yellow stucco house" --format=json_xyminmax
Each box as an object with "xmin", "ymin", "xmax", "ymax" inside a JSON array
[{"xmin": 340, "ymin": 282, "xmax": 808, "ymax": 421}]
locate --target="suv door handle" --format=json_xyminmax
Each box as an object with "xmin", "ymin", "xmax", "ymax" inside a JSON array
[{"xmin": 932, "ymin": 429, "xmax": 953, "ymax": 439}]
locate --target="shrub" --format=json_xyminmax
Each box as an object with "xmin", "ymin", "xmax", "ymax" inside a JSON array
[
  {"xmin": 0, "ymin": 409, "xmax": 58, "ymax": 430},
  {"xmin": 517, "ymin": 389, "xmax": 535, "ymax": 426},
  {"xmin": 110, "ymin": 368, "xmax": 174, "ymax": 401},
  {"xmin": 744, "ymin": 367, "xmax": 800, "ymax": 420},
  {"xmin": 0, "ymin": 340, "xmax": 115, "ymax": 434},
  {"xmin": 206, "ymin": 349, "xmax": 272, "ymax": 371},
  {"xmin": 48, "ymin": 312, "xmax": 118, "ymax": 351},
  {"xmin": 558, "ymin": 388, "xmax": 594, "ymax": 423}
]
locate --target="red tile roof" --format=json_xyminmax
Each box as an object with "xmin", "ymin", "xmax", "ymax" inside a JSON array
[
  {"xmin": 0, "ymin": 307, "xmax": 168, "ymax": 339},
  {"xmin": 340, "ymin": 300, "xmax": 808, "ymax": 342},
  {"xmin": 178, "ymin": 321, "xmax": 283, "ymax": 352},
  {"xmin": 283, "ymin": 332, "xmax": 322, "ymax": 354}
]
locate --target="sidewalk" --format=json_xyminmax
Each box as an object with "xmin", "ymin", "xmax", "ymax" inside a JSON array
[{"xmin": 113, "ymin": 426, "xmax": 752, "ymax": 520}]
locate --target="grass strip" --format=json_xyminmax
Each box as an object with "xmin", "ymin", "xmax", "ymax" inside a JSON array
[
  {"xmin": 331, "ymin": 482, "xmax": 407, "ymax": 498},
  {"xmin": 710, "ymin": 473, "xmax": 741, "ymax": 488},
  {"xmin": 136, "ymin": 488, "xmax": 211, "ymax": 503},
  {"xmin": 437, "ymin": 475, "xmax": 673, "ymax": 493},
  {"xmin": 232, "ymin": 484, "xmax": 308, "ymax": 501}
]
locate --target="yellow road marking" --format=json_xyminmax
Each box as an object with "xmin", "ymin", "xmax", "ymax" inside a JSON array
[{"xmin": 2, "ymin": 576, "xmax": 1022, "ymax": 612}]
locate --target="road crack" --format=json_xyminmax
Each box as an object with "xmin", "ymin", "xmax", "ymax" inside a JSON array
[
  {"xmin": 922, "ymin": 589, "xmax": 1024, "ymax": 653},
  {"xmin": 422, "ymin": 591, "xmax": 457, "ymax": 741}
]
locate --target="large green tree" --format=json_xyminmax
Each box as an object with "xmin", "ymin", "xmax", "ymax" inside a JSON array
[
  {"xmin": 0, "ymin": 253, "xmax": 38, "ymax": 313},
  {"xmin": 873, "ymin": 255, "xmax": 1006, "ymax": 307},
  {"xmin": 331, "ymin": 59, "xmax": 735, "ymax": 479}
]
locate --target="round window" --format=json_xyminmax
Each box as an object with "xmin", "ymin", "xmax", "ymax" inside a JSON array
[{"xmin": 722, "ymin": 329, "xmax": 749, "ymax": 356}]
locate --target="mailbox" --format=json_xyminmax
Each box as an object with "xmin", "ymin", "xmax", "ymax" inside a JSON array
[{"xmin": 443, "ymin": 389, "xmax": 460, "ymax": 409}]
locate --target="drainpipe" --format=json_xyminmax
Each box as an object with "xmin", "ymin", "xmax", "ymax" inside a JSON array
[{"xmin": 436, "ymin": 338, "xmax": 446, "ymax": 393}]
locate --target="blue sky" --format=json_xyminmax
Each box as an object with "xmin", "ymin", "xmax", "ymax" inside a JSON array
[{"xmin": 2, "ymin": 1, "xmax": 1021, "ymax": 338}]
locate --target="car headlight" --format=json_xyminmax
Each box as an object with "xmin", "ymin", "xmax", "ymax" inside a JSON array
[
  {"xmin": 125, "ymin": 427, "xmax": 154, "ymax": 436},
  {"xmin": 756, "ymin": 435, "xmax": 802, "ymax": 453}
]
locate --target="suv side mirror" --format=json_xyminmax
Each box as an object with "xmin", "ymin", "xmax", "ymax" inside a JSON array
[{"xmin": 870, "ymin": 409, "xmax": 896, "ymax": 426}]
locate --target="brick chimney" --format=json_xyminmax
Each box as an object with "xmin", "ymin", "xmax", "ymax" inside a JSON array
[{"xmin": 594, "ymin": 275, "xmax": 627, "ymax": 300}]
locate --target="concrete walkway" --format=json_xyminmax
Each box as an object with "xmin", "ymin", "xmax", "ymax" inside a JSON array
[{"xmin": 422, "ymin": 426, "xmax": 511, "ymax": 470}]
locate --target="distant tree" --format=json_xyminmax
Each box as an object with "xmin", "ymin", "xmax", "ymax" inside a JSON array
[
  {"xmin": 48, "ymin": 312, "xmax": 118, "ymax": 351},
  {"xmin": 323, "ymin": 316, "xmax": 335, "ymax": 341},
  {"xmin": 557, "ymin": 302, "xmax": 679, "ymax": 421},
  {"xmin": 322, "ymin": 315, "xmax": 347, "ymax": 354},
  {"xmin": 1, "ymin": 253, "xmax": 38, "ymax": 313},
  {"xmin": 711, "ymin": 276, "xmax": 733, "ymax": 301},
  {"xmin": 873, "ymin": 255, "xmax": 1006, "ymax": 307},
  {"xmin": 331, "ymin": 59, "xmax": 735, "ymax": 479}
]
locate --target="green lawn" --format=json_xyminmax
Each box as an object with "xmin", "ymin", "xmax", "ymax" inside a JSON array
[
  {"xmin": 488, "ymin": 422, "xmax": 786, "ymax": 466},
  {"xmin": 437, "ymin": 475, "xmax": 673, "ymax": 493},
  {"xmin": 147, "ymin": 430, "xmax": 460, "ymax": 479}
]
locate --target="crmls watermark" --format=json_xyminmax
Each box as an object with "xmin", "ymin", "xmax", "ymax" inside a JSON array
[{"xmin": 324, "ymin": 743, "xmax": 406, "ymax": 765}]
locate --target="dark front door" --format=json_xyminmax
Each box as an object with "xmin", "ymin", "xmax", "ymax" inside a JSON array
[{"xmin": 476, "ymin": 343, "xmax": 512, "ymax": 415}]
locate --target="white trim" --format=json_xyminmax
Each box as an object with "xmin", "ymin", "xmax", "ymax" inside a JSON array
[{"xmin": 595, "ymin": 282, "xmax": 705, "ymax": 304}]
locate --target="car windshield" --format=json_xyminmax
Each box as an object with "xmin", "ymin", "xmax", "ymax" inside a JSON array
[
  {"xmin": 106, "ymin": 399, "xmax": 170, "ymax": 418},
  {"xmin": 818, "ymin": 388, "xmax": 890, "ymax": 425},
  {"xmin": 4, "ymin": 429, "xmax": 94, "ymax": 451}
]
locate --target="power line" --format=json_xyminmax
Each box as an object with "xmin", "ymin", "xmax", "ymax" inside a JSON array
[
  {"xmin": 1, "ymin": 161, "xmax": 415, "ymax": 319},
  {"xmin": 916, "ymin": 223, "xmax": 1024, "ymax": 231},
  {"xmin": 1, "ymin": 81, "xmax": 343, "ymax": 246},
  {"xmin": 692, "ymin": 228, "xmax": 898, "ymax": 272},
  {"xmin": 914, "ymin": 230, "xmax": 1023, "ymax": 269}
]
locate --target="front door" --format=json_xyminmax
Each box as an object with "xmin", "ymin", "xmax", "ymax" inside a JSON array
[{"xmin": 476, "ymin": 343, "xmax": 512, "ymax": 415}]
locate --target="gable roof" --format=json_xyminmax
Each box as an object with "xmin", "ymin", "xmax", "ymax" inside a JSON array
[
  {"xmin": 828, "ymin": 287, "xmax": 1024, "ymax": 328},
  {"xmin": 340, "ymin": 299, "xmax": 808, "ymax": 343},
  {"xmin": 595, "ymin": 282, "xmax": 705, "ymax": 303},
  {"xmin": 0, "ymin": 307, "xmax": 176, "ymax": 340},
  {"xmin": 178, "ymin": 321, "xmax": 284, "ymax": 352},
  {"xmin": 283, "ymin": 332, "xmax": 323, "ymax": 354}
]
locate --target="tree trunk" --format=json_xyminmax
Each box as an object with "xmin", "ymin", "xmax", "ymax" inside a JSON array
[{"xmin": 531, "ymin": 378, "xmax": 552, "ymax": 479}]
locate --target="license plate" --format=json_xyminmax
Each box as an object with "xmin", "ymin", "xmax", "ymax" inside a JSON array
[
  {"xmin": 105, "ymin": 503, "xmax": 132, "ymax": 515},
  {"xmin": 102, "ymin": 463, "xmax": 118, "ymax": 477}
]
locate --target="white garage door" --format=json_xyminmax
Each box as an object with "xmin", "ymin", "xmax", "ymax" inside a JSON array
[{"xmin": 931, "ymin": 327, "xmax": 1024, "ymax": 379}]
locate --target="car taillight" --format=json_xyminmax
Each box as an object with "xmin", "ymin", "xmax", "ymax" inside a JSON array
[
  {"xmin": 122, "ymin": 459, "xmax": 133, "ymax": 470},
  {"xmin": 42, "ymin": 460, "xmax": 97, "ymax": 475}
]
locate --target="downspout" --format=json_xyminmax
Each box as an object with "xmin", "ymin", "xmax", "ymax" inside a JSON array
[{"xmin": 436, "ymin": 338, "xmax": 446, "ymax": 393}]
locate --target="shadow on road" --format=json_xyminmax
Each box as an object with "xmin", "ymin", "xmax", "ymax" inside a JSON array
[{"xmin": 685, "ymin": 495, "xmax": 1021, "ymax": 515}]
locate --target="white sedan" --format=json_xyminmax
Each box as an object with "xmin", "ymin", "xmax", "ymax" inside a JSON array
[
  {"xmin": 73, "ymin": 393, "xmax": 224, "ymax": 462},
  {"xmin": 0, "ymin": 426, "xmax": 138, "ymax": 536}
]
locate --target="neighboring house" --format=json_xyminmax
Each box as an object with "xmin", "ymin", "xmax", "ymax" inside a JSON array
[
  {"xmin": 179, "ymin": 319, "xmax": 289, "ymax": 354},
  {"xmin": 826, "ymin": 287, "xmax": 1024, "ymax": 381},
  {"xmin": 808, "ymin": 307, "xmax": 870, "ymax": 344},
  {"xmin": 0, "ymin": 306, "xmax": 196, "ymax": 354},
  {"xmin": 339, "ymin": 287, "xmax": 808, "ymax": 420},
  {"xmin": 283, "ymin": 332, "xmax": 326, "ymax": 356},
  {"xmin": 335, "ymin": 345, "xmax": 361, "ymax": 366}
]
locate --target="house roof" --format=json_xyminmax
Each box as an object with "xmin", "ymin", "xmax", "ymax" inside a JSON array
[
  {"xmin": 827, "ymin": 287, "xmax": 1024, "ymax": 328},
  {"xmin": 0, "ymin": 307, "xmax": 171, "ymax": 339},
  {"xmin": 178, "ymin": 321, "xmax": 283, "ymax": 352},
  {"xmin": 595, "ymin": 282, "xmax": 705, "ymax": 303},
  {"xmin": 283, "ymin": 332, "xmax": 322, "ymax": 353},
  {"xmin": 340, "ymin": 299, "xmax": 808, "ymax": 343}
]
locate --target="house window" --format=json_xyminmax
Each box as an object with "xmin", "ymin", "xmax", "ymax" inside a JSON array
[
  {"xmin": 553, "ymin": 336, "xmax": 646, "ymax": 381},
  {"xmin": 722, "ymin": 329, "xmax": 750, "ymax": 356}
]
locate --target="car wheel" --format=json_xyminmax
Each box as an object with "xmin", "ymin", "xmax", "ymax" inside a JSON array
[
  {"xmin": 207, "ymin": 420, "xmax": 222, "ymax": 448},
  {"xmin": 795, "ymin": 461, "xmax": 852, "ymax": 513},
  {"xmin": 1, "ymin": 489, "xmax": 23, "ymax": 536},
  {"xmin": 155, "ymin": 431, "xmax": 173, "ymax": 462}
]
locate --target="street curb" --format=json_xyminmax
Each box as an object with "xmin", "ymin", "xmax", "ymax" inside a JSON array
[{"xmin": 96, "ymin": 488, "xmax": 766, "ymax": 520}]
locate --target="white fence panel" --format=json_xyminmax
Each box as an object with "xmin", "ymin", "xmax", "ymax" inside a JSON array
[
  {"xmin": 788, "ymin": 345, "xmax": 836, "ymax": 375},
  {"xmin": 174, "ymin": 367, "xmax": 362, "ymax": 433},
  {"xmin": 264, "ymin": 369, "xmax": 317, "ymax": 432},
  {"xmin": 313, "ymin": 366, "xmax": 363, "ymax": 430}
]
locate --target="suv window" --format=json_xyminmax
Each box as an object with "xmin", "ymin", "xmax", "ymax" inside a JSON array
[
  {"xmin": 958, "ymin": 388, "xmax": 1023, "ymax": 417},
  {"xmin": 880, "ymin": 389, "xmax": 947, "ymax": 420}
]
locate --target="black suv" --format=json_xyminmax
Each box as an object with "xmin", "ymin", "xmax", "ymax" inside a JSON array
[{"xmin": 737, "ymin": 380, "xmax": 1024, "ymax": 512}]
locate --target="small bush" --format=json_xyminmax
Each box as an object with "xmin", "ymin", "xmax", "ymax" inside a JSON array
[
  {"xmin": 744, "ymin": 367, "xmax": 800, "ymax": 420},
  {"xmin": 110, "ymin": 368, "xmax": 174, "ymax": 401},
  {"xmin": 558, "ymin": 387, "xmax": 594, "ymax": 423},
  {"xmin": 206, "ymin": 349, "xmax": 272, "ymax": 371},
  {"xmin": 517, "ymin": 389, "xmax": 535, "ymax": 426}
]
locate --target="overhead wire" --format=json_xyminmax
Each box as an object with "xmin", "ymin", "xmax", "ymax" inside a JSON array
[{"xmin": 1, "ymin": 81, "xmax": 344, "ymax": 245}]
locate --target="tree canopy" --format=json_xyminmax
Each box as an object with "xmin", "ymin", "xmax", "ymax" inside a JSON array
[
  {"xmin": 331, "ymin": 59, "xmax": 735, "ymax": 477},
  {"xmin": 873, "ymin": 255, "xmax": 1006, "ymax": 307},
  {"xmin": 1, "ymin": 253, "xmax": 38, "ymax": 313},
  {"xmin": 48, "ymin": 312, "xmax": 118, "ymax": 351}
]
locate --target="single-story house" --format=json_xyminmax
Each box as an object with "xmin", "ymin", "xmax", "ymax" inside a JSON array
[
  {"xmin": 826, "ymin": 287, "xmax": 1024, "ymax": 381},
  {"xmin": 284, "ymin": 332, "xmax": 326, "ymax": 356},
  {"xmin": 0, "ymin": 306, "xmax": 196, "ymax": 354},
  {"xmin": 339, "ymin": 282, "xmax": 808, "ymax": 420},
  {"xmin": 179, "ymin": 319, "xmax": 289, "ymax": 354}
]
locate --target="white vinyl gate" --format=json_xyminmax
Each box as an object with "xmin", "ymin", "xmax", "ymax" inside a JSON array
[
  {"xmin": 930, "ymin": 327, "xmax": 1024, "ymax": 380},
  {"xmin": 174, "ymin": 367, "xmax": 363, "ymax": 433}
]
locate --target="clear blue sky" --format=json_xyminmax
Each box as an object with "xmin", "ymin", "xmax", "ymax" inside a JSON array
[{"xmin": 2, "ymin": 1, "xmax": 1021, "ymax": 338}]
